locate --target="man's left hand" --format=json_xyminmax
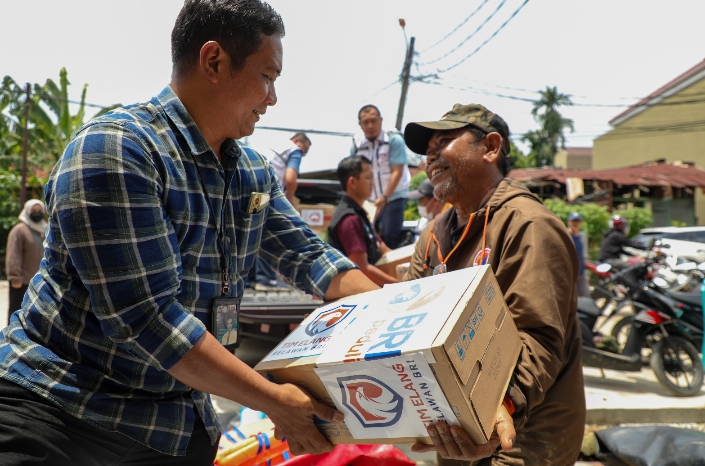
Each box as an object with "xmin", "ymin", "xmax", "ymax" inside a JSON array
[{"xmin": 410, "ymin": 405, "xmax": 515, "ymax": 461}]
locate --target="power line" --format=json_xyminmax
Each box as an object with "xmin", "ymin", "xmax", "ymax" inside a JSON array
[
  {"xmin": 420, "ymin": 80, "xmax": 705, "ymax": 108},
  {"xmin": 35, "ymin": 93, "xmax": 118, "ymax": 110},
  {"xmin": 434, "ymin": 0, "xmax": 531, "ymax": 74},
  {"xmin": 419, "ymin": 0, "xmax": 492, "ymax": 53},
  {"xmin": 418, "ymin": 0, "xmax": 508, "ymax": 66},
  {"xmin": 357, "ymin": 79, "xmax": 399, "ymax": 105},
  {"xmin": 256, "ymin": 126, "xmax": 354, "ymax": 137}
]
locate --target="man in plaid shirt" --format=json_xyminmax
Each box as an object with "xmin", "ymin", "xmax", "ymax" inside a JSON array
[{"xmin": 0, "ymin": 1, "xmax": 377, "ymax": 464}]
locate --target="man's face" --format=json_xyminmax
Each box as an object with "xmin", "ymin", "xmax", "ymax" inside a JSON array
[
  {"xmin": 569, "ymin": 219, "xmax": 582, "ymax": 231},
  {"xmin": 425, "ymin": 127, "xmax": 486, "ymax": 205},
  {"xmin": 221, "ymin": 34, "xmax": 282, "ymax": 139},
  {"xmin": 359, "ymin": 109, "xmax": 383, "ymax": 140},
  {"xmin": 351, "ymin": 162, "xmax": 374, "ymax": 200},
  {"xmin": 226, "ymin": 318, "xmax": 234, "ymax": 330}
]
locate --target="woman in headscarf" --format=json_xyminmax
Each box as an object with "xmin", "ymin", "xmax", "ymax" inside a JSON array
[{"xmin": 5, "ymin": 199, "xmax": 47, "ymax": 325}]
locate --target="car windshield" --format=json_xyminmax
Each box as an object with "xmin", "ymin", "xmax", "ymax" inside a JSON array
[{"xmin": 632, "ymin": 231, "xmax": 666, "ymax": 247}]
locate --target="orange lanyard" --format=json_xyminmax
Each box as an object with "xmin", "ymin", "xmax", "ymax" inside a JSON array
[{"xmin": 424, "ymin": 205, "xmax": 490, "ymax": 274}]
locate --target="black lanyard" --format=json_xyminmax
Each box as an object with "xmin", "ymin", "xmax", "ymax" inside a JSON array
[{"xmin": 192, "ymin": 151, "xmax": 236, "ymax": 297}]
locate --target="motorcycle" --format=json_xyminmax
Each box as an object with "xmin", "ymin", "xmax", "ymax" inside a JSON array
[{"xmin": 579, "ymin": 253, "xmax": 704, "ymax": 396}]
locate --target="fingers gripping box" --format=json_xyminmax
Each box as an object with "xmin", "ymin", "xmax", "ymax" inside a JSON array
[
  {"xmin": 255, "ymin": 292, "xmax": 377, "ymax": 441},
  {"xmin": 256, "ymin": 266, "xmax": 521, "ymax": 445}
]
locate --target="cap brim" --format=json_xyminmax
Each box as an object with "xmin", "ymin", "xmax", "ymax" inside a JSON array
[
  {"xmin": 407, "ymin": 190, "xmax": 425, "ymax": 200},
  {"xmin": 404, "ymin": 120, "xmax": 468, "ymax": 155}
]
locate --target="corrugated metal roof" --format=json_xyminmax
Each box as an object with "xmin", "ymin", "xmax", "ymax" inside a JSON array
[{"xmin": 508, "ymin": 161, "xmax": 705, "ymax": 188}]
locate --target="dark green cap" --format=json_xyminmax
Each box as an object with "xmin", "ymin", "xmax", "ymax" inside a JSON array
[{"xmin": 404, "ymin": 103, "xmax": 510, "ymax": 156}]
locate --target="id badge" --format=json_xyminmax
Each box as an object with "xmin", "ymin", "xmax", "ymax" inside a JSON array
[{"xmin": 211, "ymin": 296, "xmax": 241, "ymax": 351}]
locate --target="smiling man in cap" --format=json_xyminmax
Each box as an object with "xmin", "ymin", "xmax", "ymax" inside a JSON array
[{"xmin": 404, "ymin": 104, "xmax": 585, "ymax": 465}]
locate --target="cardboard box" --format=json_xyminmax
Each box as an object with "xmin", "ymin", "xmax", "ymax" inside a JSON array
[
  {"xmin": 255, "ymin": 292, "xmax": 377, "ymax": 442},
  {"xmin": 256, "ymin": 266, "xmax": 521, "ymax": 446},
  {"xmin": 298, "ymin": 204, "xmax": 335, "ymax": 233},
  {"xmin": 374, "ymin": 243, "xmax": 415, "ymax": 276}
]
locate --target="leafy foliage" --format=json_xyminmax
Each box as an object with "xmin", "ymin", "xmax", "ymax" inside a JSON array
[
  {"xmin": 0, "ymin": 68, "xmax": 115, "ymax": 278},
  {"xmin": 544, "ymin": 198, "xmax": 610, "ymax": 259},
  {"xmin": 619, "ymin": 207, "xmax": 653, "ymax": 237},
  {"xmin": 507, "ymin": 140, "xmax": 533, "ymax": 170},
  {"xmin": 404, "ymin": 171, "xmax": 428, "ymax": 221}
]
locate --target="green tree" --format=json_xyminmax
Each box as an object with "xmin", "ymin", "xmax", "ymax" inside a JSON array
[
  {"xmin": 521, "ymin": 129, "xmax": 551, "ymax": 167},
  {"xmin": 531, "ymin": 86, "xmax": 575, "ymax": 166},
  {"xmin": 30, "ymin": 68, "xmax": 119, "ymax": 165},
  {"xmin": 543, "ymin": 198, "xmax": 611, "ymax": 259},
  {"xmin": 619, "ymin": 207, "xmax": 653, "ymax": 238},
  {"xmin": 507, "ymin": 140, "xmax": 533, "ymax": 170},
  {"xmin": 404, "ymin": 171, "xmax": 428, "ymax": 221}
]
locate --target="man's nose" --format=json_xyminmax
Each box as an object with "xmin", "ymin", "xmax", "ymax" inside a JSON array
[{"xmin": 266, "ymin": 84, "xmax": 277, "ymax": 106}]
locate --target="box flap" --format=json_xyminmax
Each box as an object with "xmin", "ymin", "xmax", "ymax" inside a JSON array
[
  {"xmin": 469, "ymin": 308, "xmax": 522, "ymax": 439},
  {"xmin": 316, "ymin": 268, "xmax": 482, "ymax": 366},
  {"xmin": 256, "ymin": 291, "xmax": 376, "ymax": 367},
  {"xmin": 443, "ymin": 272, "xmax": 504, "ymax": 385}
]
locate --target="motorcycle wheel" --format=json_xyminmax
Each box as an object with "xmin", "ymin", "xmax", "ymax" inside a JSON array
[
  {"xmin": 610, "ymin": 316, "xmax": 634, "ymax": 349},
  {"xmin": 650, "ymin": 336, "xmax": 704, "ymax": 397}
]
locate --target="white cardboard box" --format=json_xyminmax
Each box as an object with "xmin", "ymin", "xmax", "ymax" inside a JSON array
[{"xmin": 256, "ymin": 266, "xmax": 521, "ymax": 445}]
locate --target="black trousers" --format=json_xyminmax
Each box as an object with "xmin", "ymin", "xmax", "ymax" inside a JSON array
[
  {"xmin": 7, "ymin": 284, "xmax": 27, "ymax": 325},
  {"xmin": 0, "ymin": 378, "xmax": 218, "ymax": 466}
]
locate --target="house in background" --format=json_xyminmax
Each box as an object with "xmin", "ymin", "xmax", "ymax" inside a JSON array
[
  {"xmin": 593, "ymin": 58, "xmax": 705, "ymax": 225},
  {"xmin": 554, "ymin": 147, "xmax": 592, "ymax": 170}
]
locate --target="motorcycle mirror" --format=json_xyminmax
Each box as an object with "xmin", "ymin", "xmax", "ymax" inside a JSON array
[
  {"xmin": 652, "ymin": 277, "xmax": 669, "ymax": 288},
  {"xmin": 596, "ymin": 263, "xmax": 612, "ymax": 273}
]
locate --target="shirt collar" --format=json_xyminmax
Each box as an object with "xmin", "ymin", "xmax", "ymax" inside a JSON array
[{"xmin": 155, "ymin": 85, "xmax": 214, "ymax": 157}]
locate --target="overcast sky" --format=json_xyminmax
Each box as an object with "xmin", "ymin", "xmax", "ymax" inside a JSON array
[{"xmin": 2, "ymin": 0, "xmax": 704, "ymax": 172}]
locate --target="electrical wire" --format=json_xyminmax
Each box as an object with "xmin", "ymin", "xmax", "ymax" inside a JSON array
[
  {"xmin": 418, "ymin": 0, "xmax": 508, "ymax": 66},
  {"xmin": 419, "ymin": 0, "xmax": 492, "ymax": 53},
  {"xmin": 420, "ymin": 80, "xmax": 705, "ymax": 108},
  {"xmin": 34, "ymin": 93, "xmax": 117, "ymax": 110},
  {"xmin": 256, "ymin": 126, "xmax": 354, "ymax": 137},
  {"xmin": 356, "ymin": 79, "xmax": 400, "ymax": 105},
  {"xmin": 434, "ymin": 0, "xmax": 531, "ymax": 74}
]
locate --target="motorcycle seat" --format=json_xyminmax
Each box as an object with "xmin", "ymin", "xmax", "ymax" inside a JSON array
[
  {"xmin": 577, "ymin": 297, "xmax": 603, "ymax": 317},
  {"xmin": 666, "ymin": 290, "xmax": 702, "ymax": 308}
]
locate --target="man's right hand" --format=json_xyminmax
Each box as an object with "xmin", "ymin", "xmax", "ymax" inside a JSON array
[
  {"xmin": 267, "ymin": 383, "xmax": 344, "ymax": 455},
  {"xmin": 10, "ymin": 281, "xmax": 22, "ymax": 289}
]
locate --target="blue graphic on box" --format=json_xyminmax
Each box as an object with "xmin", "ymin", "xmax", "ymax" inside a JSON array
[
  {"xmin": 454, "ymin": 303, "xmax": 485, "ymax": 362},
  {"xmin": 305, "ymin": 304, "xmax": 356, "ymax": 336},
  {"xmin": 483, "ymin": 282, "xmax": 496, "ymax": 305},
  {"xmin": 388, "ymin": 284, "xmax": 421, "ymax": 304},
  {"xmin": 338, "ymin": 375, "xmax": 404, "ymax": 428}
]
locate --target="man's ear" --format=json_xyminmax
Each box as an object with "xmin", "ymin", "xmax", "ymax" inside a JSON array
[
  {"xmin": 483, "ymin": 132, "xmax": 503, "ymax": 164},
  {"xmin": 199, "ymin": 41, "xmax": 225, "ymax": 84}
]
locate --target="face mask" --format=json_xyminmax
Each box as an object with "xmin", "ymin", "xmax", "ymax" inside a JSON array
[
  {"xmin": 29, "ymin": 212, "xmax": 44, "ymax": 223},
  {"xmin": 417, "ymin": 204, "xmax": 433, "ymax": 221}
]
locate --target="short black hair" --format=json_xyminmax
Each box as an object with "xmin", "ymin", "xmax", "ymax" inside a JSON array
[
  {"xmin": 465, "ymin": 125, "xmax": 509, "ymax": 176},
  {"xmin": 171, "ymin": 0, "xmax": 285, "ymax": 78},
  {"xmin": 337, "ymin": 155, "xmax": 370, "ymax": 191},
  {"xmin": 358, "ymin": 105, "xmax": 381, "ymax": 122},
  {"xmin": 291, "ymin": 132, "xmax": 311, "ymax": 145}
]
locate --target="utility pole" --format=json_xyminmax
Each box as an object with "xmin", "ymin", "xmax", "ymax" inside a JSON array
[
  {"xmin": 20, "ymin": 83, "xmax": 30, "ymax": 211},
  {"xmin": 395, "ymin": 32, "xmax": 415, "ymax": 131}
]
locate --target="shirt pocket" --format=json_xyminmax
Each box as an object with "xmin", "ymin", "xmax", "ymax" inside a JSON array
[{"xmin": 234, "ymin": 209, "xmax": 267, "ymax": 273}]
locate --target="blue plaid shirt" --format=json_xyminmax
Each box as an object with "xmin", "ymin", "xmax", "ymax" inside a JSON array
[{"xmin": 0, "ymin": 86, "xmax": 356, "ymax": 456}]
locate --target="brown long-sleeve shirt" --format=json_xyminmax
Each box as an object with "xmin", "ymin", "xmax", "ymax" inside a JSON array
[{"xmin": 5, "ymin": 222, "xmax": 45, "ymax": 286}]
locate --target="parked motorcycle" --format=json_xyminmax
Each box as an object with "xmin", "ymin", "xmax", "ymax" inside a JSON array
[{"xmin": 579, "ymin": 256, "xmax": 704, "ymax": 396}]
